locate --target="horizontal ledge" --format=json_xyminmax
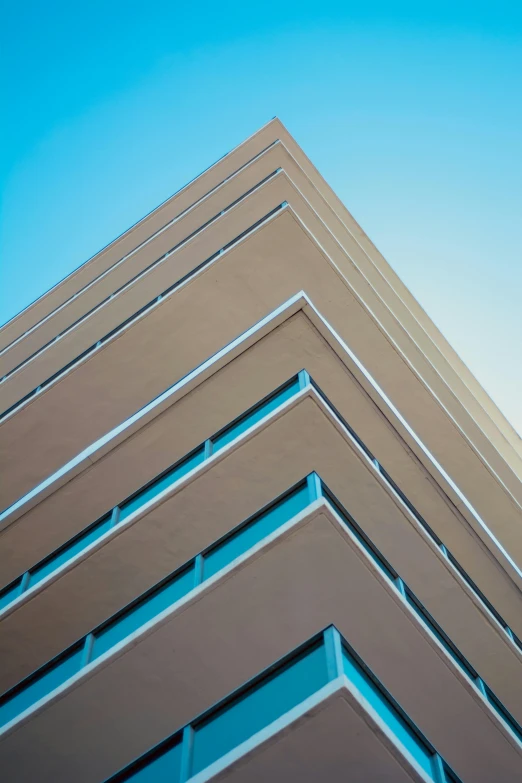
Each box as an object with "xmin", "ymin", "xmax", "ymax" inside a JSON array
[
  {"xmin": 1, "ymin": 500, "xmax": 519, "ymax": 766},
  {"xmin": 0, "ymin": 504, "xmax": 518, "ymax": 782},
  {"xmin": 2, "ymin": 377, "xmax": 519, "ymax": 685},
  {"xmin": 3, "ymin": 288, "xmax": 520, "ymax": 603}
]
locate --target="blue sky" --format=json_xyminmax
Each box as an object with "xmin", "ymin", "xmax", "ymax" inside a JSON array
[{"xmin": 1, "ymin": 1, "xmax": 521, "ymax": 436}]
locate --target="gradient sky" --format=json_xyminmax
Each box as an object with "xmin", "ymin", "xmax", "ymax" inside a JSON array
[{"xmin": 1, "ymin": 1, "xmax": 521, "ymax": 437}]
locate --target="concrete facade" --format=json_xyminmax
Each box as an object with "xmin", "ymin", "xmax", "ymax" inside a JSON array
[{"xmin": 0, "ymin": 120, "xmax": 521, "ymax": 782}]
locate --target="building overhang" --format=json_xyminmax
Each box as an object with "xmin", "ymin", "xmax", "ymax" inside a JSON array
[
  {"xmin": 1, "ymin": 205, "xmax": 521, "ymax": 578},
  {"xmin": 190, "ymin": 683, "xmax": 431, "ymax": 783},
  {"xmin": 1, "ymin": 391, "xmax": 521, "ymax": 737},
  {"xmin": 2, "ymin": 163, "xmax": 521, "ymax": 521},
  {"xmin": 0, "ymin": 503, "xmax": 519, "ymax": 782},
  {"xmin": 2, "ymin": 299, "xmax": 520, "ymax": 644},
  {"xmin": 1, "ymin": 117, "xmax": 519, "ymax": 493}
]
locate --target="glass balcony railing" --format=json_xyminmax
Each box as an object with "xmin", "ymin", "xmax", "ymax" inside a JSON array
[
  {"xmin": 1, "ymin": 370, "xmax": 520, "ymax": 669},
  {"xmin": 0, "ymin": 473, "xmax": 520, "ymax": 751},
  {"xmin": 106, "ymin": 625, "xmax": 462, "ymax": 783}
]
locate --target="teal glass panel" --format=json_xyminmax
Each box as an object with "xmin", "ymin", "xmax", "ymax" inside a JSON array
[
  {"xmin": 212, "ymin": 379, "xmax": 300, "ymax": 452},
  {"xmin": 0, "ymin": 579, "xmax": 22, "ymax": 612},
  {"xmin": 444, "ymin": 767, "xmax": 460, "ymax": 783},
  {"xmin": 91, "ymin": 565, "xmax": 195, "ymax": 661},
  {"xmin": 191, "ymin": 641, "xmax": 328, "ymax": 776},
  {"xmin": 0, "ymin": 645, "xmax": 84, "ymax": 727},
  {"xmin": 119, "ymin": 447, "xmax": 205, "ymax": 521},
  {"xmin": 341, "ymin": 648, "xmax": 435, "ymax": 779},
  {"xmin": 29, "ymin": 515, "xmax": 113, "ymax": 588},
  {"xmin": 118, "ymin": 739, "xmax": 182, "ymax": 782},
  {"xmin": 202, "ymin": 483, "xmax": 310, "ymax": 580}
]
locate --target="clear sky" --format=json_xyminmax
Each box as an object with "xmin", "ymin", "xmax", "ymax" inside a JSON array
[{"xmin": 1, "ymin": 1, "xmax": 521, "ymax": 437}]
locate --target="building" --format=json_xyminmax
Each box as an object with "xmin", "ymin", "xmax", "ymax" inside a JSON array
[{"xmin": 0, "ymin": 118, "xmax": 521, "ymax": 782}]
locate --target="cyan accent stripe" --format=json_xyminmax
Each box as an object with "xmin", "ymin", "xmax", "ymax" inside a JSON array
[{"xmin": 106, "ymin": 626, "xmax": 463, "ymax": 783}]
